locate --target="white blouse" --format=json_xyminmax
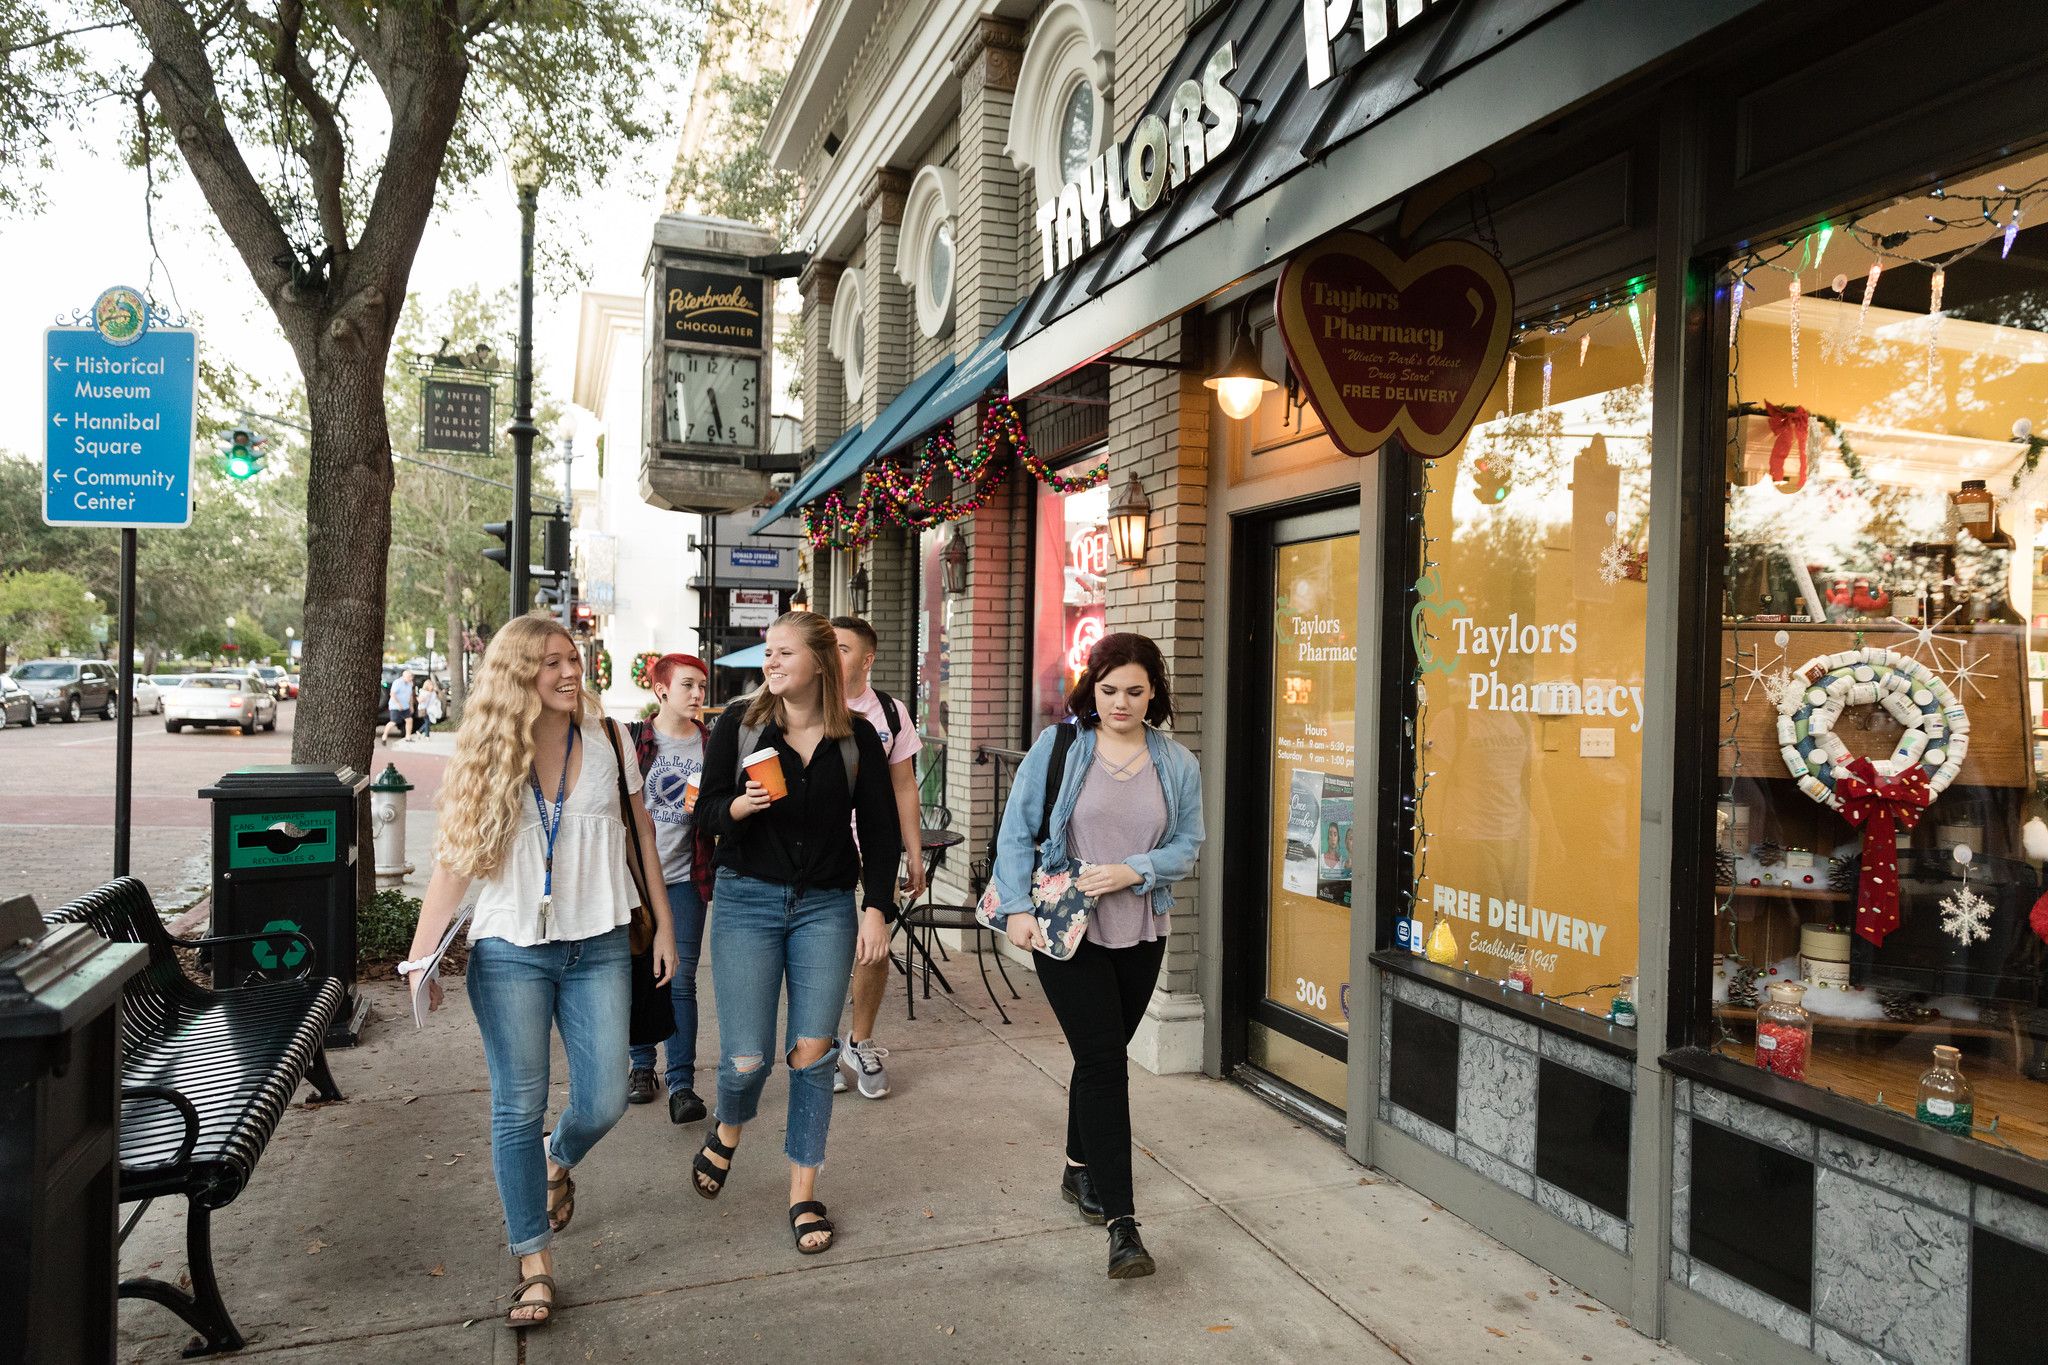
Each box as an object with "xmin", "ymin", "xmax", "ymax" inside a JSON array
[{"xmin": 469, "ymin": 720, "xmax": 643, "ymax": 946}]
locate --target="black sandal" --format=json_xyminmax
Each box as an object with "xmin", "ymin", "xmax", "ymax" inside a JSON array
[
  {"xmin": 546, "ymin": 1169, "xmax": 575, "ymax": 1233},
  {"xmin": 692, "ymin": 1130, "xmax": 737, "ymax": 1199},
  {"xmin": 508, "ymin": 1273, "xmax": 556, "ymax": 1329},
  {"xmin": 789, "ymin": 1200, "xmax": 835, "ymax": 1254}
]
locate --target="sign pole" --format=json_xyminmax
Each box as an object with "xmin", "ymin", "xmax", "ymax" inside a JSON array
[{"xmin": 113, "ymin": 528, "xmax": 137, "ymax": 878}]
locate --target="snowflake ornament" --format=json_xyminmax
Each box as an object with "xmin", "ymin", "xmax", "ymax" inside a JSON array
[
  {"xmin": 1726, "ymin": 640, "xmax": 1788, "ymax": 702},
  {"xmin": 1938, "ymin": 886, "xmax": 1994, "ymax": 946},
  {"xmin": 1942, "ymin": 644, "xmax": 2000, "ymax": 701},
  {"xmin": 1760, "ymin": 668, "xmax": 1799, "ymax": 708},
  {"xmin": 1598, "ymin": 541, "xmax": 1631, "ymax": 585},
  {"xmin": 1882, "ymin": 604, "xmax": 1969, "ymax": 669}
]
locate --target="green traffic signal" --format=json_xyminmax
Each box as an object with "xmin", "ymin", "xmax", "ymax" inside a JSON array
[{"xmin": 223, "ymin": 426, "xmax": 265, "ymax": 481}]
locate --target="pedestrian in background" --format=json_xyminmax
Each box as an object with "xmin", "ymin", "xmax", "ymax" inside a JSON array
[
  {"xmin": 416, "ymin": 676, "xmax": 445, "ymax": 739},
  {"xmin": 691, "ymin": 611, "xmax": 900, "ymax": 1254},
  {"xmin": 829, "ymin": 615, "xmax": 927, "ymax": 1099},
  {"xmin": 984, "ymin": 631, "xmax": 1205, "ymax": 1279},
  {"xmin": 625, "ymin": 652, "xmax": 716, "ymax": 1123},
  {"xmin": 380, "ymin": 668, "xmax": 415, "ymax": 746},
  {"xmin": 401, "ymin": 613, "xmax": 676, "ymax": 1328}
]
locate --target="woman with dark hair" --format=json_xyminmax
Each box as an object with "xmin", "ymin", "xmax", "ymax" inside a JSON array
[
  {"xmin": 984, "ymin": 631, "xmax": 1205, "ymax": 1278},
  {"xmin": 693, "ymin": 612, "xmax": 900, "ymax": 1254}
]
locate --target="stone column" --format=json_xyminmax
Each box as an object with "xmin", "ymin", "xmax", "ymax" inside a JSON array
[
  {"xmin": 799, "ymin": 257, "xmax": 846, "ymax": 454},
  {"xmin": 952, "ymin": 16, "xmax": 1027, "ymax": 346},
  {"xmin": 861, "ymin": 168, "xmax": 912, "ymax": 423},
  {"xmin": 864, "ymin": 529, "xmax": 916, "ymax": 700}
]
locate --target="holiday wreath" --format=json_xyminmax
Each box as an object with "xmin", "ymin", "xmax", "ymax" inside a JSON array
[{"xmin": 1776, "ymin": 647, "xmax": 1967, "ymax": 947}]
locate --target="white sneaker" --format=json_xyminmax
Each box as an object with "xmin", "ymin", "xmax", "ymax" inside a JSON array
[
  {"xmin": 839, "ymin": 1037, "xmax": 891, "ymax": 1099},
  {"xmin": 832, "ymin": 1040, "xmax": 848, "ymax": 1093}
]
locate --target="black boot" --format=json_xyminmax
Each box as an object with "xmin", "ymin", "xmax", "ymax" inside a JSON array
[
  {"xmin": 669, "ymin": 1088, "xmax": 707, "ymax": 1124},
  {"xmin": 1106, "ymin": 1216, "xmax": 1155, "ymax": 1279},
  {"xmin": 1061, "ymin": 1164, "xmax": 1106, "ymax": 1224}
]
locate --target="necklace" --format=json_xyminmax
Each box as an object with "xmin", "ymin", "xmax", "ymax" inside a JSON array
[{"xmin": 1096, "ymin": 744, "xmax": 1148, "ymax": 780}]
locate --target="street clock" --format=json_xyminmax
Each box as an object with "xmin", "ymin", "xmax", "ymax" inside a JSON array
[{"xmin": 641, "ymin": 216, "xmax": 778, "ymax": 513}]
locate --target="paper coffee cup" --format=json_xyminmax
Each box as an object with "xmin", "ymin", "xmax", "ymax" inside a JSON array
[
  {"xmin": 742, "ymin": 748, "xmax": 788, "ymax": 801},
  {"xmin": 683, "ymin": 774, "xmax": 701, "ymax": 813}
]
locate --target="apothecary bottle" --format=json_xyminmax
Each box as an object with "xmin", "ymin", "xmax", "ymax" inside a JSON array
[
  {"xmin": 1755, "ymin": 982, "xmax": 1812, "ymax": 1080},
  {"xmin": 1916, "ymin": 1044, "xmax": 1975, "ymax": 1136}
]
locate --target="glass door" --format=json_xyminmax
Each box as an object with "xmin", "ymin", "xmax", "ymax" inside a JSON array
[{"xmin": 1229, "ymin": 501, "xmax": 1362, "ymax": 1113}]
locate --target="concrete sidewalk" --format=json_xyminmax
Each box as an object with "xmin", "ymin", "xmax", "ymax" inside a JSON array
[{"xmin": 116, "ymin": 957, "xmax": 1695, "ymax": 1364}]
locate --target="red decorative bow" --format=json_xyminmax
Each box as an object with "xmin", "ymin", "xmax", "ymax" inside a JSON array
[
  {"xmin": 1836, "ymin": 757, "xmax": 1933, "ymax": 946},
  {"xmin": 1764, "ymin": 403, "xmax": 1811, "ymax": 490}
]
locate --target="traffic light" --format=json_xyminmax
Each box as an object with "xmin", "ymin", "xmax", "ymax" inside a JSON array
[
  {"xmin": 483, "ymin": 520, "xmax": 512, "ymax": 571},
  {"xmin": 572, "ymin": 602, "xmax": 595, "ymax": 634},
  {"xmin": 222, "ymin": 427, "xmax": 267, "ymax": 481},
  {"xmin": 536, "ymin": 580, "xmax": 564, "ymax": 612},
  {"xmin": 541, "ymin": 510, "xmax": 570, "ymax": 575}
]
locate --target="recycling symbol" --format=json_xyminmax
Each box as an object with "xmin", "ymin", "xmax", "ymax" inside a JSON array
[{"xmin": 251, "ymin": 919, "xmax": 307, "ymax": 970}]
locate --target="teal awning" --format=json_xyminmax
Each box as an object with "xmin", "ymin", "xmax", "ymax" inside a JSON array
[
  {"xmin": 892, "ymin": 299, "xmax": 1030, "ymax": 440},
  {"xmin": 748, "ymin": 355, "xmax": 957, "ymax": 535},
  {"xmin": 750, "ymin": 421, "xmax": 864, "ymax": 534},
  {"xmin": 715, "ymin": 643, "xmax": 766, "ymax": 669}
]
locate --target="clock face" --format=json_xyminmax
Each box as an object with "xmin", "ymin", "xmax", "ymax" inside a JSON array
[{"xmin": 665, "ymin": 350, "xmax": 759, "ymax": 448}]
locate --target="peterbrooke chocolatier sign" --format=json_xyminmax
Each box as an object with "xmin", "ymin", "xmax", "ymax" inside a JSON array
[{"xmin": 1034, "ymin": 0, "xmax": 1434, "ymax": 279}]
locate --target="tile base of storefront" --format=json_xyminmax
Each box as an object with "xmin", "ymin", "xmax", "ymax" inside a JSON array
[
  {"xmin": 1663, "ymin": 1279, "xmax": 1826, "ymax": 1365},
  {"xmin": 1130, "ymin": 989, "xmax": 1205, "ymax": 1075}
]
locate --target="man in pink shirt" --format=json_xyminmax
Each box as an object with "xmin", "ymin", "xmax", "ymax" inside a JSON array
[{"xmin": 831, "ymin": 616, "xmax": 926, "ymax": 1098}]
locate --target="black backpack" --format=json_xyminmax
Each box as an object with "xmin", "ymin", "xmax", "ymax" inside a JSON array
[{"xmin": 1035, "ymin": 723, "xmax": 1078, "ymax": 846}]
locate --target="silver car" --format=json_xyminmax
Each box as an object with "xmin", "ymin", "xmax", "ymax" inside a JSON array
[
  {"xmin": 165, "ymin": 673, "xmax": 279, "ymax": 733},
  {"xmin": 0, "ymin": 674, "xmax": 36, "ymax": 729}
]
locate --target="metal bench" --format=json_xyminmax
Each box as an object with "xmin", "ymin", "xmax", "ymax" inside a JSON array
[{"xmin": 46, "ymin": 878, "xmax": 345, "ymax": 1357}]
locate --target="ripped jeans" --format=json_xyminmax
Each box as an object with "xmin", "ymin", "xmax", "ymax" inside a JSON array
[{"xmin": 709, "ymin": 869, "xmax": 858, "ymax": 1168}]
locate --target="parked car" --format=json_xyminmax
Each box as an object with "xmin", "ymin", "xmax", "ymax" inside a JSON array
[
  {"xmin": 130, "ymin": 676, "xmax": 162, "ymax": 715},
  {"xmin": 151, "ymin": 672, "xmax": 189, "ymax": 692},
  {"xmin": 11, "ymin": 658, "xmax": 117, "ymax": 722},
  {"xmin": 256, "ymin": 665, "xmax": 294, "ymax": 699},
  {"xmin": 0, "ymin": 674, "xmax": 36, "ymax": 729},
  {"xmin": 165, "ymin": 673, "xmax": 278, "ymax": 733},
  {"xmin": 284, "ymin": 672, "xmax": 301, "ymax": 699}
]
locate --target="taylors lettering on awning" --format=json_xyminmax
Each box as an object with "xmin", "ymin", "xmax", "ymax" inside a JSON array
[
  {"xmin": 748, "ymin": 356, "xmax": 956, "ymax": 535},
  {"xmin": 1005, "ymin": 0, "xmax": 1761, "ymax": 395},
  {"xmin": 750, "ymin": 422, "xmax": 863, "ymax": 534}
]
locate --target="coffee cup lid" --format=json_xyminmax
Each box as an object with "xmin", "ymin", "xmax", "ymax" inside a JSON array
[{"xmin": 741, "ymin": 748, "xmax": 779, "ymax": 766}]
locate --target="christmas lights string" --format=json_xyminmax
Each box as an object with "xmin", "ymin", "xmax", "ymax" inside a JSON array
[{"xmin": 802, "ymin": 397, "xmax": 1110, "ymax": 549}]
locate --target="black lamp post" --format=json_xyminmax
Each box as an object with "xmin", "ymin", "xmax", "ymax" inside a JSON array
[
  {"xmin": 941, "ymin": 530, "xmax": 969, "ymax": 595},
  {"xmin": 508, "ymin": 144, "xmax": 543, "ymax": 621},
  {"xmin": 850, "ymin": 563, "xmax": 870, "ymax": 615}
]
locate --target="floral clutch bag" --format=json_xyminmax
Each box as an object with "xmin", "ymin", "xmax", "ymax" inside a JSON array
[{"xmin": 976, "ymin": 859, "xmax": 1098, "ymax": 960}]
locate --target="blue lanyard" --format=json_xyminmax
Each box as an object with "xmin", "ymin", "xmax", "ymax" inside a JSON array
[{"xmin": 528, "ymin": 723, "xmax": 577, "ymax": 898}]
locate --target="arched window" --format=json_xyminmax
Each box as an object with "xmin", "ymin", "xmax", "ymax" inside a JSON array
[
  {"xmin": 829, "ymin": 266, "xmax": 867, "ymax": 405},
  {"xmin": 1007, "ymin": 0, "xmax": 1116, "ymax": 206},
  {"xmin": 896, "ymin": 165, "xmax": 959, "ymax": 339}
]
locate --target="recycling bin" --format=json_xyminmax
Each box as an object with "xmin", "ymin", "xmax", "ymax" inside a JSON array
[
  {"xmin": 0, "ymin": 894, "xmax": 147, "ymax": 1365},
  {"xmin": 199, "ymin": 764, "xmax": 370, "ymax": 1045}
]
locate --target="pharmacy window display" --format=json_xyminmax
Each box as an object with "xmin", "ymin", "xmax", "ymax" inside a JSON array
[
  {"xmin": 1717, "ymin": 150, "xmax": 2048, "ymax": 1161},
  {"xmin": 1030, "ymin": 475, "xmax": 1111, "ymax": 737},
  {"xmin": 1403, "ymin": 285, "xmax": 1655, "ymax": 1026}
]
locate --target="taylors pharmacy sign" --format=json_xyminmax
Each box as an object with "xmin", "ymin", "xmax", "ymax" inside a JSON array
[{"xmin": 1035, "ymin": 1, "xmax": 1438, "ymax": 280}]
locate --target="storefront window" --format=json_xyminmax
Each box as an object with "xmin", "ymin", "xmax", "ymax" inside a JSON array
[
  {"xmin": 1030, "ymin": 474, "xmax": 1110, "ymax": 737},
  {"xmin": 1718, "ymin": 152, "xmax": 2048, "ymax": 1161},
  {"xmin": 1406, "ymin": 287, "xmax": 1655, "ymax": 1025},
  {"xmin": 917, "ymin": 527, "xmax": 951, "ymax": 744}
]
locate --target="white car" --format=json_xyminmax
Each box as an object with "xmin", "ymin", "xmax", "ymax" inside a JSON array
[
  {"xmin": 130, "ymin": 677, "xmax": 162, "ymax": 715},
  {"xmin": 165, "ymin": 673, "xmax": 279, "ymax": 733}
]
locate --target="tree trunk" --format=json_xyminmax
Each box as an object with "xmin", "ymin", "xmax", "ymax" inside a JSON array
[{"xmin": 292, "ymin": 346, "xmax": 395, "ymax": 918}]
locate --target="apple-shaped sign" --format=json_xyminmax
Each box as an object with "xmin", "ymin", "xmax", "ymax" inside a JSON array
[{"xmin": 1276, "ymin": 232, "xmax": 1514, "ymax": 459}]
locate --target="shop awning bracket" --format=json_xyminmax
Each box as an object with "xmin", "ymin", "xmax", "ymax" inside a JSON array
[{"xmin": 1096, "ymin": 354, "xmax": 1201, "ymax": 373}]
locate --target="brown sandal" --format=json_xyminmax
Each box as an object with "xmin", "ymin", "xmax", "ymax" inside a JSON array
[
  {"xmin": 508, "ymin": 1273, "xmax": 556, "ymax": 1329},
  {"xmin": 547, "ymin": 1169, "xmax": 575, "ymax": 1234}
]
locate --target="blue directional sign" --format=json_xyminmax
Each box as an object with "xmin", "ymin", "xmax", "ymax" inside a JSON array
[{"xmin": 43, "ymin": 306, "xmax": 198, "ymax": 528}]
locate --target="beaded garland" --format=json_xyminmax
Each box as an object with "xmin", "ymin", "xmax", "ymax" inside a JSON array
[
  {"xmin": 803, "ymin": 397, "xmax": 1108, "ymax": 549},
  {"xmin": 1774, "ymin": 646, "xmax": 1968, "ymax": 804}
]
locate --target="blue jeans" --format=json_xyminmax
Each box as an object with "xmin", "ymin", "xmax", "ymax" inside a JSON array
[
  {"xmin": 710, "ymin": 869, "xmax": 857, "ymax": 1168},
  {"xmin": 629, "ymin": 879, "xmax": 707, "ymax": 1090},
  {"xmin": 468, "ymin": 925, "xmax": 632, "ymax": 1254}
]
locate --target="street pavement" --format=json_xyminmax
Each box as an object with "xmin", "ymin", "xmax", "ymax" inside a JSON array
[
  {"xmin": 0, "ymin": 700, "xmax": 453, "ymax": 917},
  {"xmin": 112, "ymin": 961, "xmax": 1695, "ymax": 1363}
]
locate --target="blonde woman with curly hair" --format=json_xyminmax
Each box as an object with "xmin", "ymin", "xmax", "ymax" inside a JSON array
[
  {"xmin": 402, "ymin": 614, "xmax": 675, "ymax": 1329},
  {"xmin": 692, "ymin": 611, "xmax": 900, "ymax": 1254}
]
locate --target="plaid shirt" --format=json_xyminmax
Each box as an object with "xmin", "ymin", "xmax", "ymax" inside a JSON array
[{"xmin": 629, "ymin": 717, "xmax": 717, "ymax": 906}]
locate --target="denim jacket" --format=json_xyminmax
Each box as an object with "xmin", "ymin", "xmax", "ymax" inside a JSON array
[{"xmin": 985, "ymin": 722, "xmax": 1205, "ymax": 927}]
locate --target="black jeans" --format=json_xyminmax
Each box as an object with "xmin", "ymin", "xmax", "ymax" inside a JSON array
[{"xmin": 1034, "ymin": 936, "xmax": 1165, "ymax": 1222}]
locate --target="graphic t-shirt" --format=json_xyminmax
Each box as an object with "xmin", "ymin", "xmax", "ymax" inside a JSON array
[{"xmin": 643, "ymin": 726, "xmax": 705, "ymax": 885}]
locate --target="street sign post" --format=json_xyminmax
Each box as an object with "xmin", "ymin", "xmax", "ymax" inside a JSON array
[{"xmin": 42, "ymin": 286, "xmax": 199, "ymax": 880}]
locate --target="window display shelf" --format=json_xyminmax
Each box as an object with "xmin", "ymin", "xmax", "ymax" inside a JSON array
[
  {"xmin": 1715, "ymin": 1003, "xmax": 2025, "ymax": 1064},
  {"xmin": 1715, "ymin": 884, "xmax": 1849, "ymax": 903}
]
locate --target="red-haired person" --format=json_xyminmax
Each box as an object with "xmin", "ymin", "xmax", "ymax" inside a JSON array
[{"xmin": 624, "ymin": 653, "xmax": 718, "ymax": 1123}]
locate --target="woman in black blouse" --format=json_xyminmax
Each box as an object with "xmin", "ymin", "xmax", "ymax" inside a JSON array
[{"xmin": 692, "ymin": 612, "xmax": 900, "ymax": 1253}]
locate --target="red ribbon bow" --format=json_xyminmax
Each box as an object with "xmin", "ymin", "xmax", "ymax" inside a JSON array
[
  {"xmin": 1764, "ymin": 403, "xmax": 1811, "ymax": 489},
  {"xmin": 1836, "ymin": 756, "xmax": 1933, "ymax": 946}
]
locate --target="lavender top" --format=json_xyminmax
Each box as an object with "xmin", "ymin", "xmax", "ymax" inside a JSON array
[{"xmin": 1068, "ymin": 750, "xmax": 1170, "ymax": 948}]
